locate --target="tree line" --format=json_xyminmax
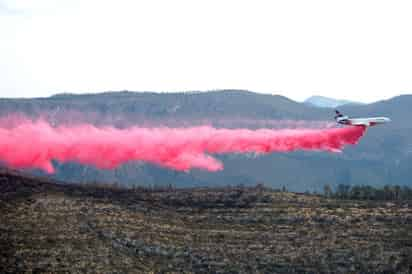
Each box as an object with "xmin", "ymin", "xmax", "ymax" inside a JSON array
[{"xmin": 323, "ymin": 184, "xmax": 412, "ymax": 201}]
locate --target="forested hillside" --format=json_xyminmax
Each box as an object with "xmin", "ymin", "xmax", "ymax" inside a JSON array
[{"xmin": 0, "ymin": 90, "xmax": 410, "ymax": 191}]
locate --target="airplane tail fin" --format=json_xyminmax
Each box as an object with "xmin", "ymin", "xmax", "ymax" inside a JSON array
[{"xmin": 334, "ymin": 109, "xmax": 343, "ymax": 120}]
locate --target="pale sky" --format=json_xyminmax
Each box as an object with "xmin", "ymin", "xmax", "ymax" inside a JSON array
[{"xmin": 1, "ymin": 0, "xmax": 411, "ymax": 102}]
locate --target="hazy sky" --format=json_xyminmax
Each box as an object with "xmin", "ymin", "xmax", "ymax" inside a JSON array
[{"xmin": 1, "ymin": 0, "xmax": 411, "ymax": 102}]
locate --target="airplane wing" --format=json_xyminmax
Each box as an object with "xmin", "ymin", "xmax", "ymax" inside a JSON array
[{"xmin": 348, "ymin": 119, "xmax": 373, "ymax": 127}]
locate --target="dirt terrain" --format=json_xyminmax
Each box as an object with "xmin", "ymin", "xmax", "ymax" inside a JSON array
[{"xmin": 1, "ymin": 169, "xmax": 412, "ymax": 273}]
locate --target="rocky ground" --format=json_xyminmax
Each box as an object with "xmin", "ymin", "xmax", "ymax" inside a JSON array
[{"xmin": 1, "ymin": 169, "xmax": 412, "ymax": 273}]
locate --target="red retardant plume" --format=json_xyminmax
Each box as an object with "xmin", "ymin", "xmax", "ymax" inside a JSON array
[{"xmin": 0, "ymin": 120, "xmax": 366, "ymax": 173}]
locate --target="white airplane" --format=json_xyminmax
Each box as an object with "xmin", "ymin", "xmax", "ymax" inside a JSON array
[{"xmin": 334, "ymin": 110, "xmax": 391, "ymax": 127}]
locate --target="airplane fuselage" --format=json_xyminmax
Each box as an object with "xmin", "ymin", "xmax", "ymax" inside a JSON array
[{"xmin": 336, "ymin": 116, "xmax": 391, "ymax": 127}]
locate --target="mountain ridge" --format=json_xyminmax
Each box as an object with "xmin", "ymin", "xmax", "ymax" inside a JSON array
[
  {"xmin": 304, "ymin": 95, "xmax": 364, "ymax": 108},
  {"xmin": 0, "ymin": 90, "xmax": 410, "ymax": 191}
]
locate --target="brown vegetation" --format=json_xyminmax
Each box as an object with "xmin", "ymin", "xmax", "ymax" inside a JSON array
[{"xmin": 1, "ymin": 170, "xmax": 412, "ymax": 273}]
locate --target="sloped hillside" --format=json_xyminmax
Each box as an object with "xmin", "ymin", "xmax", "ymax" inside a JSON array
[
  {"xmin": 0, "ymin": 90, "xmax": 411, "ymax": 191},
  {"xmin": 1, "ymin": 170, "xmax": 412, "ymax": 273}
]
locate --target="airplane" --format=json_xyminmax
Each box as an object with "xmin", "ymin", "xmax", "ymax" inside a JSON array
[{"xmin": 334, "ymin": 110, "xmax": 391, "ymax": 127}]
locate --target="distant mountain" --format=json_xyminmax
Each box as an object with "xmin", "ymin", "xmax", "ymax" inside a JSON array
[
  {"xmin": 0, "ymin": 90, "xmax": 410, "ymax": 191},
  {"xmin": 304, "ymin": 95, "xmax": 363, "ymax": 108}
]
